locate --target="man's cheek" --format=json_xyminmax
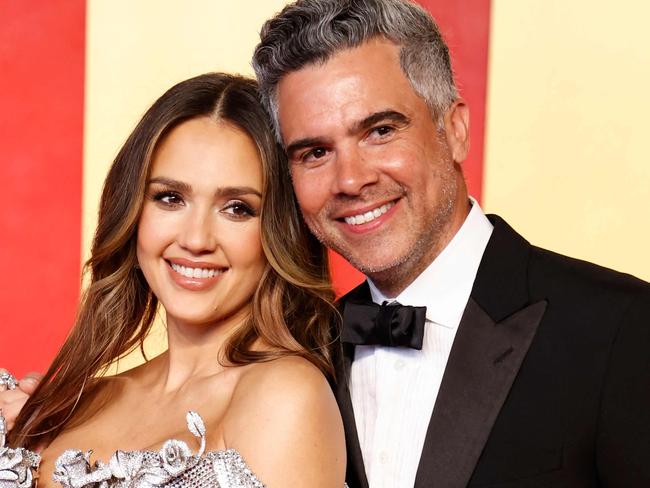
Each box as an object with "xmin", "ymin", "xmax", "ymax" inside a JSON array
[
  {"xmin": 294, "ymin": 182, "xmax": 322, "ymax": 214},
  {"xmin": 292, "ymin": 190, "xmax": 321, "ymax": 230}
]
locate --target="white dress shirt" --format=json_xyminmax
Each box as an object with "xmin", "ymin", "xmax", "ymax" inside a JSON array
[{"xmin": 350, "ymin": 199, "xmax": 493, "ymax": 488}]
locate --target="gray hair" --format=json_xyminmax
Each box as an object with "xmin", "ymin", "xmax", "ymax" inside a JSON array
[{"xmin": 252, "ymin": 0, "xmax": 458, "ymax": 142}]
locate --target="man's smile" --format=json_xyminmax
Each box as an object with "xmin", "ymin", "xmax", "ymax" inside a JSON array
[
  {"xmin": 342, "ymin": 200, "xmax": 396, "ymax": 226},
  {"xmin": 332, "ymin": 198, "xmax": 402, "ymax": 235}
]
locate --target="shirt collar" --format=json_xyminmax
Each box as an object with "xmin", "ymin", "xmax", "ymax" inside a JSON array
[{"xmin": 367, "ymin": 197, "xmax": 493, "ymax": 328}]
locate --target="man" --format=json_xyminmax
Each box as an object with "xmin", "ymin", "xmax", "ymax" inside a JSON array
[
  {"xmin": 3, "ymin": 1, "xmax": 649, "ymax": 486},
  {"xmin": 252, "ymin": 0, "xmax": 650, "ymax": 487}
]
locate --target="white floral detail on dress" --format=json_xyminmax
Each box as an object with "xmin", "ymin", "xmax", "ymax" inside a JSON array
[{"xmin": 0, "ymin": 411, "xmax": 266, "ymax": 487}]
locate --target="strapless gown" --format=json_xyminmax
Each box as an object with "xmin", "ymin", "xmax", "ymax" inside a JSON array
[{"xmin": 0, "ymin": 412, "xmax": 265, "ymax": 487}]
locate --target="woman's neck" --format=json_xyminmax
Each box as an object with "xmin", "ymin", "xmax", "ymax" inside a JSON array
[{"xmin": 151, "ymin": 307, "xmax": 251, "ymax": 393}]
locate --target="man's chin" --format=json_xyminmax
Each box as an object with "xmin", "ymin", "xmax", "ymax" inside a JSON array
[
  {"xmin": 320, "ymin": 232, "xmax": 414, "ymax": 276},
  {"xmin": 342, "ymin": 251, "xmax": 409, "ymax": 277}
]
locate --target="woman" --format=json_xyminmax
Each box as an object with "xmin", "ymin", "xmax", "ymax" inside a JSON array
[{"xmin": 1, "ymin": 73, "xmax": 345, "ymax": 487}]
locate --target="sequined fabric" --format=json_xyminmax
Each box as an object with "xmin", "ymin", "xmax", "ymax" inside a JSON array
[
  {"xmin": 0, "ymin": 412, "xmax": 265, "ymax": 488},
  {"xmin": 0, "ymin": 411, "xmax": 40, "ymax": 488}
]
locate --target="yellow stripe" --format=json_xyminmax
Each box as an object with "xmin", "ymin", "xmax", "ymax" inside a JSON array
[
  {"xmin": 85, "ymin": 1, "xmax": 290, "ymax": 370},
  {"xmin": 484, "ymin": 0, "xmax": 650, "ymax": 281}
]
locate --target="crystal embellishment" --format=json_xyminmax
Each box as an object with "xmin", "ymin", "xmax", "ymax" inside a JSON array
[
  {"xmin": 0, "ymin": 411, "xmax": 267, "ymax": 487},
  {"xmin": 0, "ymin": 411, "xmax": 40, "ymax": 488}
]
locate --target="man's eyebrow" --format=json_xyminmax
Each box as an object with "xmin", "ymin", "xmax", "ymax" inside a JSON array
[
  {"xmin": 148, "ymin": 178, "xmax": 261, "ymax": 198},
  {"xmin": 284, "ymin": 110, "xmax": 410, "ymax": 158},
  {"xmin": 349, "ymin": 110, "xmax": 411, "ymax": 134}
]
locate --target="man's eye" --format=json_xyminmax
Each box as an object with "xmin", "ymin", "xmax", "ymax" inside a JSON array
[
  {"xmin": 153, "ymin": 191, "xmax": 183, "ymax": 206},
  {"xmin": 223, "ymin": 200, "xmax": 256, "ymax": 218},
  {"xmin": 372, "ymin": 125, "xmax": 394, "ymax": 137},
  {"xmin": 302, "ymin": 147, "xmax": 329, "ymax": 162}
]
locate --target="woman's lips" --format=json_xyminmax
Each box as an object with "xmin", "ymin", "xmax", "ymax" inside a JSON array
[{"xmin": 166, "ymin": 259, "xmax": 227, "ymax": 291}]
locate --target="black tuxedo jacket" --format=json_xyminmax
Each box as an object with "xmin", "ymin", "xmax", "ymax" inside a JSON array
[{"xmin": 335, "ymin": 215, "xmax": 650, "ymax": 487}]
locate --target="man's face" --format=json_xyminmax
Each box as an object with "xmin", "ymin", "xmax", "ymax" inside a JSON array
[{"xmin": 277, "ymin": 38, "xmax": 469, "ymax": 293}]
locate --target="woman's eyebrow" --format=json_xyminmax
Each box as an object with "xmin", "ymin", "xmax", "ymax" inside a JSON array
[
  {"xmin": 148, "ymin": 178, "xmax": 261, "ymax": 199},
  {"xmin": 147, "ymin": 177, "xmax": 192, "ymax": 193},
  {"xmin": 214, "ymin": 186, "xmax": 262, "ymax": 198}
]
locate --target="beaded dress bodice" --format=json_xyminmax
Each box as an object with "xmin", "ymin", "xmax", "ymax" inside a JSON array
[{"xmin": 0, "ymin": 412, "xmax": 265, "ymax": 488}]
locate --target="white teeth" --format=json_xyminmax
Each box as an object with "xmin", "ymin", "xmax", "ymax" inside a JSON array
[
  {"xmin": 344, "ymin": 201, "xmax": 395, "ymax": 226},
  {"xmin": 170, "ymin": 262, "xmax": 223, "ymax": 279}
]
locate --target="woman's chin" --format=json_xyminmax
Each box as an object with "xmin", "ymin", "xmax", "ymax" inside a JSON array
[{"xmin": 163, "ymin": 304, "xmax": 248, "ymax": 332}]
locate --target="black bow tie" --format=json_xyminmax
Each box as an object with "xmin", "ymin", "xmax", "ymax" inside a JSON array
[{"xmin": 341, "ymin": 300, "xmax": 427, "ymax": 350}]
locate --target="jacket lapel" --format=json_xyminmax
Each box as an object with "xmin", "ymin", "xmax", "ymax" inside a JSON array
[
  {"xmin": 334, "ymin": 283, "xmax": 371, "ymax": 488},
  {"xmin": 334, "ymin": 343, "xmax": 369, "ymax": 488},
  {"xmin": 414, "ymin": 298, "xmax": 547, "ymax": 487},
  {"xmin": 338, "ymin": 216, "xmax": 545, "ymax": 488},
  {"xmin": 414, "ymin": 215, "xmax": 547, "ymax": 488}
]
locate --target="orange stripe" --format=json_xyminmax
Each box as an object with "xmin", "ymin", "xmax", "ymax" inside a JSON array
[{"xmin": 0, "ymin": 1, "xmax": 85, "ymax": 376}]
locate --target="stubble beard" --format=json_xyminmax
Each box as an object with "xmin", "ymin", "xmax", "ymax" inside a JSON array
[
  {"xmin": 307, "ymin": 161, "xmax": 460, "ymax": 295},
  {"xmin": 361, "ymin": 165, "xmax": 459, "ymax": 294}
]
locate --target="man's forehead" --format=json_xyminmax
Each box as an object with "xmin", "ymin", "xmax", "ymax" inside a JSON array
[
  {"xmin": 276, "ymin": 39, "xmax": 413, "ymax": 143},
  {"xmin": 278, "ymin": 90, "xmax": 406, "ymax": 148},
  {"xmin": 278, "ymin": 37, "xmax": 401, "ymax": 86}
]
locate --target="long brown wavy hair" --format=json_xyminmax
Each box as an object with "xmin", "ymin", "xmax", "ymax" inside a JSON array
[{"xmin": 10, "ymin": 73, "xmax": 338, "ymax": 448}]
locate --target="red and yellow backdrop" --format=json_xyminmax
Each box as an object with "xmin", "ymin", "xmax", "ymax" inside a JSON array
[{"xmin": 2, "ymin": 0, "xmax": 649, "ymax": 376}]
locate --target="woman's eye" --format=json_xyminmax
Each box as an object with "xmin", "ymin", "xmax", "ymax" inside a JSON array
[
  {"xmin": 152, "ymin": 191, "xmax": 184, "ymax": 207},
  {"xmin": 223, "ymin": 201, "xmax": 256, "ymax": 218}
]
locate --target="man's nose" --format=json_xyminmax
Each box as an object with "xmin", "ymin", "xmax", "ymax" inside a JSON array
[
  {"xmin": 331, "ymin": 146, "xmax": 379, "ymax": 195},
  {"xmin": 178, "ymin": 208, "xmax": 217, "ymax": 254}
]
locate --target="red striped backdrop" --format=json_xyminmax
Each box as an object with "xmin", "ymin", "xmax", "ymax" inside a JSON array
[{"xmin": 1, "ymin": 1, "xmax": 85, "ymax": 376}]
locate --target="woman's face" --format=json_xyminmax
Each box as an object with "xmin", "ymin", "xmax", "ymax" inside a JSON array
[{"xmin": 137, "ymin": 117, "xmax": 266, "ymax": 328}]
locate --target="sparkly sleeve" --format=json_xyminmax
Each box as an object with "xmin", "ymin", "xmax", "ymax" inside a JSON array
[{"xmin": 209, "ymin": 449, "xmax": 265, "ymax": 488}]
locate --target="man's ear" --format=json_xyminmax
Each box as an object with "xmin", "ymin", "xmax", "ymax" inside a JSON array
[{"xmin": 443, "ymin": 100, "xmax": 470, "ymax": 163}]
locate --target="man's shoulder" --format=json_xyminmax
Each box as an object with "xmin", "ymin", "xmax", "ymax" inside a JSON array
[
  {"xmin": 472, "ymin": 214, "xmax": 650, "ymax": 329},
  {"xmin": 528, "ymin": 244, "xmax": 650, "ymax": 304},
  {"xmin": 487, "ymin": 213, "xmax": 649, "ymax": 300}
]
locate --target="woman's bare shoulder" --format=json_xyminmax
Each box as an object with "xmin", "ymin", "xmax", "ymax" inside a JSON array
[
  {"xmin": 236, "ymin": 355, "xmax": 331, "ymax": 399},
  {"xmin": 227, "ymin": 356, "xmax": 339, "ymax": 439},
  {"xmin": 223, "ymin": 356, "xmax": 346, "ymax": 487}
]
